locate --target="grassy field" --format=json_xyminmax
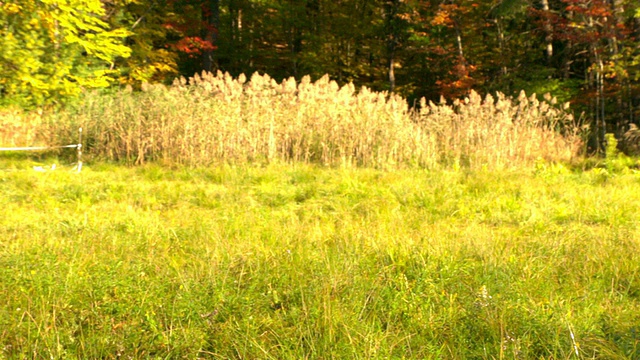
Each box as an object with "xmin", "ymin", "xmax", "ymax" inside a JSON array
[{"xmin": 1, "ymin": 158, "xmax": 640, "ymax": 359}]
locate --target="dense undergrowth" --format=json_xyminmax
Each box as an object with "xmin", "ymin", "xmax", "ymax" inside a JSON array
[
  {"xmin": 1, "ymin": 160, "xmax": 639, "ymax": 358},
  {"xmin": 1, "ymin": 71, "xmax": 583, "ymax": 170}
]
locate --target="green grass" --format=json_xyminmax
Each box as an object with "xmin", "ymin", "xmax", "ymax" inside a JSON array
[{"xmin": 1, "ymin": 159, "xmax": 640, "ymax": 359}]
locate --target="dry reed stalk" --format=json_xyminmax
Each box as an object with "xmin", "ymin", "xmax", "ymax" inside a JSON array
[
  {"xmin": 0, "ymin": 108, "xmax": 54, "ymax": 147},
  {"xmin": 34, "ymin": 71, "xmax": 583, "ymax": 169}
]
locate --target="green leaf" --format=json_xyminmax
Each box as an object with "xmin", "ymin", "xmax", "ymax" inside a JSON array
[{"xmin": 0, "ymin": 0, "xmax": 131, "ymax": 108}]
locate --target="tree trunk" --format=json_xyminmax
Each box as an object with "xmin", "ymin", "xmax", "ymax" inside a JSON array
[
  {"xmin": 541, "ymin": 0, "xmax": 552, "ymax": 65},
  {"xmin": 611, "ymin": 0, "xmax": 625, "ymax": 134},
  {"xmin": 202, "ymin": 0, "xmax": 220, "ymax": 73},
  {"xmin": 454, "ymin": 25, "xmax": 464, "ymax": 60},
  {"xmin": 385, "ymin": 0, "xmax": 400, "ymax": 92},
  {"xmin": 495, "ymin": 18, "xmax": 507, "ymax": 77}
]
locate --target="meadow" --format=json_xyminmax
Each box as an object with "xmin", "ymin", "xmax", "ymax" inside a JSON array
[
  {"xmin": 1, "ymin": 157, "xmax": 640, "ymax": 359},
  {"xmin": 1, "ymin": 72, "xmax": 638, "ymax": 358}
]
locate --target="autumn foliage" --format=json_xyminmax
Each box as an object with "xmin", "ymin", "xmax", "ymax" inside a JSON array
[{"xmin": 1, "ymin": 0, "xmax": 639, "ymax": 147}]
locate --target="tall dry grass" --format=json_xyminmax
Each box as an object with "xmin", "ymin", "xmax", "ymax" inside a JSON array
[
  {"xmin": 1, "ymin": 71, "xmax": 584, "ymax": 169},
  {"xmin": 0, "ymin": 108, "xmax": 56, "ymax": 148},
  {"xmin": 418, "ymin": 90, "xmax": 584, "ymax": 169}
]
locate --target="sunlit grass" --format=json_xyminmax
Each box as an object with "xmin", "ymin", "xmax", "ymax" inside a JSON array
[{"xmin": 1, "ymin": 160, "xmax": 639, "ymax": 358}]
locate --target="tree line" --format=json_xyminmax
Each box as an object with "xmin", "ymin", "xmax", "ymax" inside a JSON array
[{"xmin": 1, "ymin": 0, "xmax": 639, "ymax": 149}]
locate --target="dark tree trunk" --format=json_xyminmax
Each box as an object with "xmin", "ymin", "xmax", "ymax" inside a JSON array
[
  {"xmin": 202, "ymin": 0, "xmax": 220, "ymax": 73},
  {"xmin": 385, "ymin": 0, "xmax": 400, "ymax": 92},
  {"xmin": 541, "ymin": 0, "xmax": 553, "ymax": 66}
]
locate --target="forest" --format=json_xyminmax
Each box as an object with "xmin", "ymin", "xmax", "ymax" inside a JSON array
[{"xmin": 1, "ymin": 0, "xmax": 640, "ymax": 152}]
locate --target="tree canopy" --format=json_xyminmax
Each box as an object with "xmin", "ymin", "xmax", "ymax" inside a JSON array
[
  {"xmin": 2, "ymin": 0, "xmax": 640, "ymax": 143},
  {"xmin": 0, "ymin": 0, "xmax": 131, "ymax": 107}
]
